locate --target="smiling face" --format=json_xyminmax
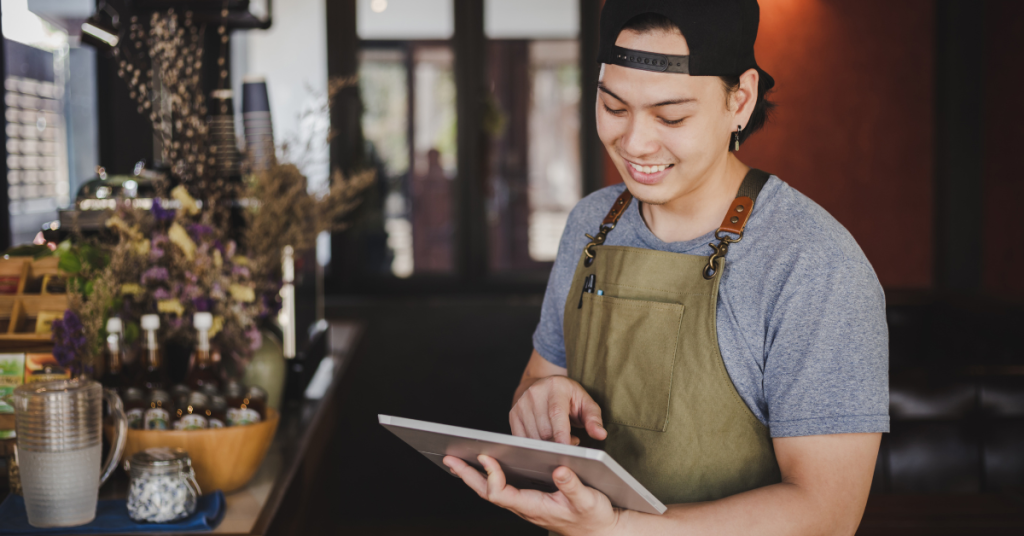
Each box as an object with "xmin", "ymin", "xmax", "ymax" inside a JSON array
[{"xmin": 597, "ymin": 28, "xmax": 755, "ymax": 206}]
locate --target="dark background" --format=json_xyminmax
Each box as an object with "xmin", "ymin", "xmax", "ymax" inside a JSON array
[{"xmin": 3, "ymin": 0, "xmax": 1022, "ymax": 534}]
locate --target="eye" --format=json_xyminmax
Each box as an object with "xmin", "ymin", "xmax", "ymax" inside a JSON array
[
  {"xmin": 660, "ymin": 117, "xmax": 686, "ymax": 126},
  {"xmin": 603, "ymin": 104, "xmax": 626, "ymax": 115}
]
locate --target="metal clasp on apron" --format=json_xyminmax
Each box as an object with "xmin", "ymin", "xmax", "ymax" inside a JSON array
[
  {"xmin": 703, "ymin": 230, "xmax": 743, "ymax": 279},
  {"xmin": 583, "ymin": 223, "xmax": 616, "ymax": 267}
]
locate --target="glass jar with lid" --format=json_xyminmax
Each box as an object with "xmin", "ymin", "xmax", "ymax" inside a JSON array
[{"xmin": 125, "ymin": 447, "xmax": 201, "ymax": 523}]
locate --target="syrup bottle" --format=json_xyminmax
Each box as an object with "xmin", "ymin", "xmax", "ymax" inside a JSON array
[
  {"xmin": 137, "ymin": 314, "xmax": 169, "ymax": 391},
  {"xmin": 175, "ymin": 391, "xmax": 210, "ymax": 430},
  {"xmin": 185, "ymin": 312, "xmax": 221, "ymax": 392},
  {"xmin": 100, "ymin": 317, "xmax": 128, "ymax": 392}
]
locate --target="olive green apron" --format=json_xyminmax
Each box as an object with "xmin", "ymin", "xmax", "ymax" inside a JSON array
[{"xmin": 561, "ymin": 169, "xmax": 782, "ymax": 510}]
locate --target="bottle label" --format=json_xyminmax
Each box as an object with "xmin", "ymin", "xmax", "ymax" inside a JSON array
[
  {"xmin": 227, "ymin": 408, "xmax": 261, "ymax": 426},
  {"xmin": 177, "ymin": 413, "xmax": 209, "ymax": 431},
  {"xmin": 127, "ymin": 408, "xmax": 144, "ymax": 430},
  {"xmin": 144, "ymin": 408, "xmax": 170, "ymax": 430},
  {"xmin": 208, "ymin": 418, "xmax": 225, "ymax": 429}
]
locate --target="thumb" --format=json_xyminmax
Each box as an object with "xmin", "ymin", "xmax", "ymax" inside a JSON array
[{"xmin": 553, "ymin": 466, "xmax": 587, "ymax": 504}]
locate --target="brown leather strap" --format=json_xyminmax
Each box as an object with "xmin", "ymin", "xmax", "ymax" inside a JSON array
[
  {"xmin": 598, "ymin": 169, "xmax": 768, "ymax": 234},
  {"xmin": 602, "ymin": 189, "xmax": 634, "ymax": 226},
  {"xmin": 717, "ymin": 196, "xmax": 753, "ymax": 235},
  {"xmin": 716, "ymin": 169, "xmax": 770, "ymax": 237}
]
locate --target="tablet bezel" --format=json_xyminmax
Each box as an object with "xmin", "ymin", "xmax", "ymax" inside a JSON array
[{"xmin": 379, "ymin": 414, "xmax": 667, "ymax": 515}]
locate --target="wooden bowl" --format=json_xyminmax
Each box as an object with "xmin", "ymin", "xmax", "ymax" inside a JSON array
[{"xmin": 115, "ymin": 409, "xmax": 279, "ymax": 494}]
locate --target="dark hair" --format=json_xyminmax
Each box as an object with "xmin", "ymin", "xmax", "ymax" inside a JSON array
[{"xmin": 619, "ymin": 13, "xmax": 775, "ymax": 146}]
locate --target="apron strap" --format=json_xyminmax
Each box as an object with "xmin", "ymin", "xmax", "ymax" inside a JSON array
[
  {"xmin": 703, "ymin": 168, "xmax": 771, "ymax": 279},
  {"xmin": 583, "ymin": 189, "xmax": 634, "ymax": 265},
  {"xmin": 583, "ymin": 169, "xmax": 772, "ymax": 271}
]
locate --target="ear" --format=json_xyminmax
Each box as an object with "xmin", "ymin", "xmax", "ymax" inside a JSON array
[{"xmin": 731, "ymin": 68, "xmax": 760, "ymax": 130}]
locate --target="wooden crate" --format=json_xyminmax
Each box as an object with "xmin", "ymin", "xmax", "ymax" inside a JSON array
[{"xmin": 0, "ymin": 257, "xmax": 68, "ymax": 352}]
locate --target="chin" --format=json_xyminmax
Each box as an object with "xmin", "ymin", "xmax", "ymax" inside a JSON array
[{"xmin": 624, "ymin": 180, "xmax": 672, "ymax": 207}]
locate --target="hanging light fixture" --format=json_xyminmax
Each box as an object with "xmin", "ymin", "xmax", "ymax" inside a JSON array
[{"xmin": 81, "ymin": 2, "xmax": 120, "ymax": 49}]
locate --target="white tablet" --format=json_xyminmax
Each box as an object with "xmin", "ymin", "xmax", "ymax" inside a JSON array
[{"xmin": 379, "ymin": 414, "xmax": 667, "ymax": 515}]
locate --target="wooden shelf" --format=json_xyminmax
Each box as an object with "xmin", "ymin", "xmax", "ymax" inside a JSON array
[{"xmin": 0, "ymin": 256, "xmax": 68, "ymax": 351}]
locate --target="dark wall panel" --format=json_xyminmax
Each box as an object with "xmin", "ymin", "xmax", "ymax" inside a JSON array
[
  {"xmin": 602, "ymin": 0, "xmax": 936, "ymax": 290},
  {"xmin": 984, "ymin": 1, "xmax": 1024, "ymax": 297}
]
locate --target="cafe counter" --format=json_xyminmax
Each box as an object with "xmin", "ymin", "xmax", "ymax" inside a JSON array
[{"xmin": 0, "ymin": 320, "xmax": 362, "ymax": 536}]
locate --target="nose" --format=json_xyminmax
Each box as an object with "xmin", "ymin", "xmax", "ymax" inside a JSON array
[{"xmin": 620, "ymin": 116, "xmax": 660, "ymax": 160}]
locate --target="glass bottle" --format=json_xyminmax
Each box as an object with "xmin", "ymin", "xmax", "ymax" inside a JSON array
[
  {"xmin": 208, "ymin": 395, "xmax": 227, "ymax": 428},
  {"xmin": 124, "ymin": 387, "xmax": 146, "ymax": 430},
  {"xmin": 144, "ymin": 390, "xmax": 174, "ymax": 430},
  {"xmin": 227, "ymin": 385, "xmax": 267, "ymax": 426},
  {"xmin": 174, "ymin": 391, "xmax": 210, "ymax": 430},
  {"xmin": 137, "ymin": 314, "xmax": 168, "ymax": 391},
  {"xmin": 171, "ymin": 384, "xmax": 191, "ymax": 411},
  {"xmin": 100, "ymin": 317, "xmax": 128, "ymax": 392},
  {"xmin": 185, "ymin": 313, "xmax": 221, "ymax": 392}
]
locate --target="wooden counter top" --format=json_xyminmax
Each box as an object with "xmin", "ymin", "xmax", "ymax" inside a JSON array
[{"xmin": 1, "ymin": 320, "xmax": 363, "ymax": 536}]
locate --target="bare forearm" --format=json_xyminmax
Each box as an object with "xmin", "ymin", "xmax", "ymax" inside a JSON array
[
  {"xmin": 617, "ymin": 481, "xmax": 864, "ymax": 536},
  {"xmin": 614, "ymin": 433, "xmax": 881, "ymax": 536}
]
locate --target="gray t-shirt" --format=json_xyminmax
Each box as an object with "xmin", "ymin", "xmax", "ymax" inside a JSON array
[{"xmin": 533, "ymin": 176, "xmax": 889, "ymax": 438}]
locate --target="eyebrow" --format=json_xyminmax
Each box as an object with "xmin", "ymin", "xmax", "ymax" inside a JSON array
[{"xmin": 597, "ymin": 82, "xmax": 698, "ymax": 108}]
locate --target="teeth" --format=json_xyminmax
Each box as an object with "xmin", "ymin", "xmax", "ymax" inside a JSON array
[{"xmin": 630, "ymin": 162, "xmax": 669, "ymax": 174}]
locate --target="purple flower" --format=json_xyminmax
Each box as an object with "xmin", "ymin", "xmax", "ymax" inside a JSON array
[
  {"xmin": 183, "ymin": 284, "xmax": 201, "ymax": 298},
  {"xmin": 141, "ymin": 266, "xmax": 169, "ymax": 284},
  {"xmin": 246, "ymin": 326, "xmax": 262, "ymax": 351},
  {"xmin": 153, "ymin": 287, "xmax": 171, "ymax": 299},
  {"xmin": 51, "ymin": 310, "xmax": 86, "ymax": 367},
  {"xmin": 193, "ymin": 297, "xmax": 212, "ymax": 312},
  {"xmin": 232, "ymin": 265, "xmax": 251, "ymax": 278},
  {"xmin": 187, "ymin": 224, "xmax": 215, "ymax": 241},
  {"xmin": 62, "ymin": 309, "xmax": 83, "ymax": 333},
  {"xmin": 151, "ymin": 198, "xmax": 176, "ymax": 222},
  {"xmin": 150, "ymin": 246, "xmax": 164, "ymax": 260}
]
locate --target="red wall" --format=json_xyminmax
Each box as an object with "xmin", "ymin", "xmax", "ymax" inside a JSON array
[
  {"xmin": 603, "ymin": 0, "xmax": 935, "ymax": 290},
  {"xmin": 984, "ymin": 2, "xmax": 1024, "ymax": 297}
]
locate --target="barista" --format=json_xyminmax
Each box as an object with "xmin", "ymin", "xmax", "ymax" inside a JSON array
[{"xmin": 444, "ymin": 1, "xmax": 889, "ymax": 534}]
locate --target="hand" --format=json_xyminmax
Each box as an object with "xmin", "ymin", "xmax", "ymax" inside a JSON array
[
  {"xmin": 444, "ymin": 454, "xmax": 620, "ymax": 536},
  {"xmin": 510, "ymin": 376, "xmax": 607, "ymax": 445}
]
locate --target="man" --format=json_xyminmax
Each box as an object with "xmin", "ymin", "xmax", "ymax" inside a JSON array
[{"xmin": 444, "ymin": 1, "xmax": 889, "ymax": 534}]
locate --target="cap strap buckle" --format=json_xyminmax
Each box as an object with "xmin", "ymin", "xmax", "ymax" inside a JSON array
[{"xmin": 606, "ymin": 45, "xmax": 690, "ymax": 74}]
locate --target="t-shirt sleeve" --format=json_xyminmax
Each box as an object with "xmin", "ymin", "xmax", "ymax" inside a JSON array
[
  {"xmin": 763, "ymin": 261, "xmax": 890, "ymax": 437},
  {"xmin": 531, "ymin": 207, "xmax": 587, "ymax": 368}
]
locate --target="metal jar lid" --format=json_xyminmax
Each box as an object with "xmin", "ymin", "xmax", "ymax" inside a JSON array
[{"xmin": 124, "ymin": 447, "xmax": 192, "ymax": 473}]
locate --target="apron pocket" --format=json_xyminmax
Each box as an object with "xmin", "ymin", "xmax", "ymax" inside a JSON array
[{"xmin": 576, "ymin": 293, "xmax": 684, "ymax": 432}]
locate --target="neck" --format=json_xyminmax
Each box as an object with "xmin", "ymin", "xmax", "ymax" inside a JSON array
[{"xmin": 640, "ymin": 153, "xmax": 749, "ymax": 243}]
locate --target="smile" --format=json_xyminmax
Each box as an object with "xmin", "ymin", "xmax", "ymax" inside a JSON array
[
  {"xmin": 628, "ymin": 162, "xmax": 672, "ymax": 174},
  {"xmin": 624, "ymin": 160, "xmax": 674, "ymax": 185}
]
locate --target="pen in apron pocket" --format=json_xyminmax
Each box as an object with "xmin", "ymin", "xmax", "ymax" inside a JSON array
[{"xmin": 578, "ymin": 274, "xmax": 596, "ymax": 308}]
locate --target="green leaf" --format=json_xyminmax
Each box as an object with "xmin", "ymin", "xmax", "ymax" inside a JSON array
[
  {"xmin": 83, "ymin": 279, "xmax": 94, "ymax": 298},
  {"xmin": 58, "ymin": 252, "xmax": 81, "ymax": 274},
  {"xmin": 78, "ymin": 244, "xmax": 110, "ymax": 271}
]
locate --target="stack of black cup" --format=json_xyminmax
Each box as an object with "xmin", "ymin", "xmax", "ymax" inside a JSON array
[{"xmin": 241, "ymin": 76, "xmax": 275, "ymax": 172}]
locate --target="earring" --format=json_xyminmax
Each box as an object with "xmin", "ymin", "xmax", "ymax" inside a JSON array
[{"xmin": 732, "ymin": 125, "xmax": 742, "ymax": 151}]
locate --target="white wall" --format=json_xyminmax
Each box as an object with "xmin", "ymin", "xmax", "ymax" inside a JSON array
[{"xmin": 232, "ymin": 0, "xmax": 329, "ymax": 189}]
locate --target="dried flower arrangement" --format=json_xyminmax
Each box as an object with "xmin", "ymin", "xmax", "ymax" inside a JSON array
[{"xmin": 51, "ymin": 9, "xmax": 374, "ymax": 376}]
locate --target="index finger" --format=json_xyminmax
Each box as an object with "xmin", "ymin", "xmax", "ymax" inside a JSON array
[{"xmin": 548, "ymin": 396, "xmax": 573, "ymax": 445}]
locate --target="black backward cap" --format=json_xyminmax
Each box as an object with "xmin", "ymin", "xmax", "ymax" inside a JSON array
[{"xmin": 598, "ymin": 0, "xmax": 774, "ymax": 90}]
